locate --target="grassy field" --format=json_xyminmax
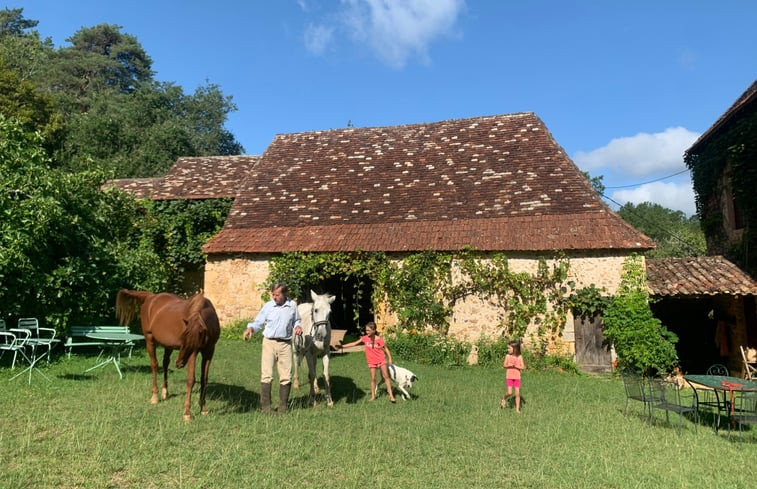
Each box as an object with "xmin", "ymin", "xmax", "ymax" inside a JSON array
[{"xmin": 0, "ymin": 338, "xmax": 754, "ymax": 489}]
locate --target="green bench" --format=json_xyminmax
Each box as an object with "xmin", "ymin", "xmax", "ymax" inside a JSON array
[{"xmin": 64, "ymin": 326, "xmax": 135, "ymax": 358}]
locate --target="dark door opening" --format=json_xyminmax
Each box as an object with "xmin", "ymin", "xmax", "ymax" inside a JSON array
[
  {"xmin": 651, "ymin": 297, "xmax": 717, "ymax": 373},
  {"xmin": 299, "ymin": 275, "xmax": 374, "ymax": 337}
]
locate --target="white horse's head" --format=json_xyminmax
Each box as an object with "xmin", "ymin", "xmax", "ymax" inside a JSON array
[{"xmin": 309, "ymin": 290, "xmax": 335, "ymax": 341}]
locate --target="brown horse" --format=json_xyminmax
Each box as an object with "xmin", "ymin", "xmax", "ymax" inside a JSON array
[{"xmin": 115, "ymin": 289, "xmax": 220, "ymax": 421}]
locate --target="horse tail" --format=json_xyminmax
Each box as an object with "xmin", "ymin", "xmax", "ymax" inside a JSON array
[{"xmin": 115, "ymin": 289, "xmax": 153, "ymax": 326}]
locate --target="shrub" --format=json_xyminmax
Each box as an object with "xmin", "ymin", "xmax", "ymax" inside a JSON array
[{"xmin": 602, "ymin": 255, "xmax": 678, "ymax": 375}]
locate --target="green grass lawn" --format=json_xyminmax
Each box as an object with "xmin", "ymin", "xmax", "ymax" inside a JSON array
[{"xmin": 0, "ymin": 338, "xmax": 754, "ymax": 489}]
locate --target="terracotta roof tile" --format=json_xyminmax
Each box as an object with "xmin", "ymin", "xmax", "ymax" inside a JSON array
[
  {"xmin": 646, "ymin": 256, "xmax": 757, "ymax": 296},
  {"xmin": 106, "ymin": 156, "xmax": 259, "ymax": 200},
  {"xmin": 204, "ymin": 113, "xmax": 654, "ymax": 254}
]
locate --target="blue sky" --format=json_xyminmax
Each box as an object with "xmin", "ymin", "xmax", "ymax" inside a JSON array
[{"xmin": 13, "ymin": 0, "xmax": 757, "ymax": 216}]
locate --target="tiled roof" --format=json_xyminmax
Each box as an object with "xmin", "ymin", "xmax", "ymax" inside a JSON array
[
  {"xmin": 687, "ymin": 79, "xmax": 757, "ymax": 154},
  {"xmin": 204, "ymin": 112, "xmax": 654, "ymax": 254},
  {"xmin": 105, "ymin": 156, "xmax": 260, "ymax": 200},
  {"xmin": 646, "ymin": 256, "xmax": 757, "ymax": 296}
]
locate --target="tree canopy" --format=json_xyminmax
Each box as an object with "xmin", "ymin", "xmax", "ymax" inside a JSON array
[
  {"xmin": 0, "ymin": 8, "xmax": 243, "ymax": 176},
  {"xmin": 0, "ymin": 8, "xmax": 237, "ymax": 327},
  {"xmin": 616, "ymin": 202, "xmax": 706, "ymax": 258}
]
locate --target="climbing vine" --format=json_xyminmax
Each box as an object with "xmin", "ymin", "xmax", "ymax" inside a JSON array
[
  {"xmin": 685, "ymin": 110, "xmax": 757, "ymax": 275},
  {"xmin": 266, "ymin": 248, "xmax": 576, "ymax": 346}
]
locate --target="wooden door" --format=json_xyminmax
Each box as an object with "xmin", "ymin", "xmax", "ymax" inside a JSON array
[{"xmin": 574, "ymin": 315, "xmax": 612, "ymax": 373}]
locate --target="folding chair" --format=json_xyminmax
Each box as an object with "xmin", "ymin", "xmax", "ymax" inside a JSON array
[
  {"xmin": 10, "ymin": 318, "xmax": 58, "ymax": 384},
  {"xmin": 740, "ymin": 346, "xmax": 757, "ymax": 380},
  {"xmin": 0, "ymin": 320, "xmax": 32, "ymax": 369},
  {"xmin": 17, "ymin": 318, "xmax": 59, "ymax": 363}
]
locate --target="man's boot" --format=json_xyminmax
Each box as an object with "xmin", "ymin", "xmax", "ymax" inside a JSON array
[
  {"xmin": 260, "ymin": 382, "xmax": 272, "ymax": 414},
  {"xmin": 278, "ymin": 383, "xmax": 291, "ymax": 414}
]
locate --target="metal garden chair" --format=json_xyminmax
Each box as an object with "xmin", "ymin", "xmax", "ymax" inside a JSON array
[
  {"xmin": 728, "ymin": 390, "xmax": 757, "ymax": 446},
  {"xmin": 0, "ymin": 319, "xmax": 32, "ymax": 369},
  {"xmin": 706, "ymin": 363, "xmax": 729, "ymax": 376},
  {"xmin": 621, "ymin": 369, "xmax": 658, "ymax": 422},
  {"xmin": 649, "ymin": 377, "xmax": 699, "ymax": 435}
]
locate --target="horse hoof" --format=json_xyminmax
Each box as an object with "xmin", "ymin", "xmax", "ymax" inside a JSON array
[
  {"xmin": 201, "ymin": 410, "xmax": 209, "ymax": 416},
  {"xmin": 327, "ymin": 400, "xmax": 334, "ymax": 407},
  {"xmin": 183, "ymin": 414, "xmax": 192, "ymax": 422},
  {"xmin": 150, "ymin": 396, "xmax": 159, "ymax": 405}
]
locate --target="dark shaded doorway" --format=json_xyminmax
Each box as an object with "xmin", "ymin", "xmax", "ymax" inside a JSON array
[
  {"xmin": 301, "ymin": 275, "xmax": 374, "ymax": 337},
  {"xmin": 651, "ymin": 297, "xmax": 717, "ymax": 374}
]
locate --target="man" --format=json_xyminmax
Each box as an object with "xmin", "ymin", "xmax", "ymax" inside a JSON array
[{"xmin": 243, "ymin": 282, "xmax": 302, "ymax": 413}]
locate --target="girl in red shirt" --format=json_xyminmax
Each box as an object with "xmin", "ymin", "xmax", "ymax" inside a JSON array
[
  {"xmin": 501, "ymin": 341, "xmax": 525, "ymax": 412},
  {"xmin": 341, "ymin": 321, "xmax": 396, "ymax": 403}
]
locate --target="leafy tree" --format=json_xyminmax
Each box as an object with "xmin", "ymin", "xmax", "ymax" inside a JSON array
[
  {"xmin": 617, "ymin": 201, "xmax": 706, "ymax": 257},
  {"xmin": 602, "ymin": 255, "xmax": 678, "ymax": 374},
  {"xmin": 43, "ymin": 23, "xmax": 153, "ymax": 99},
  {"xmin": 581, "ymin": 171, "xmax": 605, "ymax": 196},
  {"xmin": 0, "ymin": 58, "xmax": 63, "ymax": 151},
  {"xmin": 0, "ymin": 115, "xmax": 167, "ymax": 329}
]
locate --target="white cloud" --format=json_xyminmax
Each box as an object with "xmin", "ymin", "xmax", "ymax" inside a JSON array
[
  {"xmin": 304, "ymin": 23, "xmax": 334, "ymax": 55},
  {"xmin": 308, "ymin": 0, "xmax": 465, "ymax": 68},
  {"xmin": 573, "ymin": 127, "xmax": 700, "ymax": 178},
  {"xmin": 611, "ymin": 180, "xmax": 697, "ymax": 216}
]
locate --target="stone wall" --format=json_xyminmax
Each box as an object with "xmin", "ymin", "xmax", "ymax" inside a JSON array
[{"xmin": 204, "ymin": 251, "xmax": 632, "ymax": 348}]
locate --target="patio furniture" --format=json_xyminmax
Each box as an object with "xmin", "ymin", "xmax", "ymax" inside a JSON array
[
  {"xmin": 706, "ymin": 364, "xmax": 729, "ymax": 376},
  {"xmin": 9, "ymin": 318, "xmax": 57, "ymax": 385},
  {"xmin": 17, "ymin": 318, "xmax": 60, "ymax": 363},
  {"xmin": 83, "ymin": 331, "xmax": 144, "ymax": 379},
  {"xmin": 0, "ymin": 320, "xmax": 31, "ymax": 369},
  {"xmin": 684, "ymin": 374, "xmax": 757, "ymax": 434},
  {"xmin": 621, "ymin": 370, "xmax": 658, "ymax": 421},
  {"xmin": 740, "ymin": 346, "xmax": 757, "ymax": 380},
  {"xmin": 648, "ymin": 377, "xmax": 698, "ymax": 435},
  {"xmin": 728, "ymin": 390, "xmax": 757, "ymax": 446}
]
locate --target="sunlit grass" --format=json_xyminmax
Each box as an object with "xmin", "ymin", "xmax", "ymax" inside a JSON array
[{"xmin": 0, "ymin": 339, "xmax": 754, "ymax": 488}]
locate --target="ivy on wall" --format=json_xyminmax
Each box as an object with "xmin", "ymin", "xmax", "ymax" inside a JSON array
[
  {"xmin": 265, "ymin": 249, "xmax": 578, "ymax": 347},
  {"xmin": 686, "ymin": 110, "xmax": 757, "ymax": 275}
]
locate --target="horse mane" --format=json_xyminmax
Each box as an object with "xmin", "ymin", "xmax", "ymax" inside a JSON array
[
  {"xmin": 180, "ymin": 293, "xmax": 212, "ymax": 353},
  {"xmin": 115, "ymin": 289, "xmax": 154, "ymax": 326}
]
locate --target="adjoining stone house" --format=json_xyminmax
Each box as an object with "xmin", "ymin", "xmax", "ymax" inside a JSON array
[
  {"xmin": 686, "ymin": 79, "xmax": 756, "ymax": 275},
  {"xmin": 667, "ymin": 79, "xmax": 757, "ymax": 376},
  {"xmin": 199, "ymin": 112, "xmax": 654, "ymax": 365}
]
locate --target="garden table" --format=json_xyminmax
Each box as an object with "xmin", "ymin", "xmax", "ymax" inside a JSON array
[
  {"xmin": 684, "ymin": 374, "xmax": 757, "ymax": 432},
  {"xmin": 84, "ymin": 332, "xmax": 144, "ymax": 379}
]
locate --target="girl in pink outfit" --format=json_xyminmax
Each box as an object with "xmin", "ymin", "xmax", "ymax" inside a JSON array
[
  {"xmin": 341, "ymin": 321, "xmax": 396, "ymax": 403},
  {"xmin": 501, "ymin": 341, "xmax": 525, "ymax": 412}
]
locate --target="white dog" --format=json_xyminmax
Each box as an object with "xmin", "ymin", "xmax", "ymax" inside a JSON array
[{"xmin": 378, "ymin": 364, "xmax": 418, "ymax": 400}]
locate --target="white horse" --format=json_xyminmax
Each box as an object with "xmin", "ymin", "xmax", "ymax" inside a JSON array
[{"xmin": 293, "ymin": 290, "xmax": 336, "ymax": 407}]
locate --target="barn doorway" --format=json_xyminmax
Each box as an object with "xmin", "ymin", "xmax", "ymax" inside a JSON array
[
  {"xmin": 306, "ymin": 275, "xmax": 374, "ymax": 337},
  {"xmin": 574, "ymin": 315, "xmax": 612, "ymax": 373}
]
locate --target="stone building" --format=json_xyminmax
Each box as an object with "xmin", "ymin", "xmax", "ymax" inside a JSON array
[{"xmin": 198, "ymin": 112, "xmax": 653, "ymax": 365}]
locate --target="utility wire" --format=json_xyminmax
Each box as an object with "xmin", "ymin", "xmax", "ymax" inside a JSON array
[
  {"xmin": 601, "ymin": 192, "xmax": 703, "ymax": 256},
  {"xmin": 604, "ymin": 168, "xmax": 690, "ymax": 189}
]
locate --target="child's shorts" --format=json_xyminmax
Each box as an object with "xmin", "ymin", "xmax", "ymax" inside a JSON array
[{"xmin": 506, "ymin": 378, "xmax": 521, "ymax": 388}]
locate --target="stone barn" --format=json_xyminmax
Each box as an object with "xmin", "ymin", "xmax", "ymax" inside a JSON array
[{"xmin": 201, "ymin": 112, "xmax": 654, "ymax": 358}]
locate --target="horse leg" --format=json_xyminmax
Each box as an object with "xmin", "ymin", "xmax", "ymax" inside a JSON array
[
  {"xmin": 199, "ymin": 354, "xmax": 212, "ymax": 416},
  {"xmin": 322, "ymin": 353, "xmax": 334, "ymax": 407},
  {"xmin": 161, "ymin": 347, "xmax": 173, "ymax": 401},
  {"xmin": 145, "ymin": 337, "xmax": 160, "ymax": 405},
  {"xmin": 306, "ymin": 352, "xmax": 317, "ymax": 406},
  {"xmin": 183, "ymin": 352, "xmax": 197, "ymax": 421}
]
